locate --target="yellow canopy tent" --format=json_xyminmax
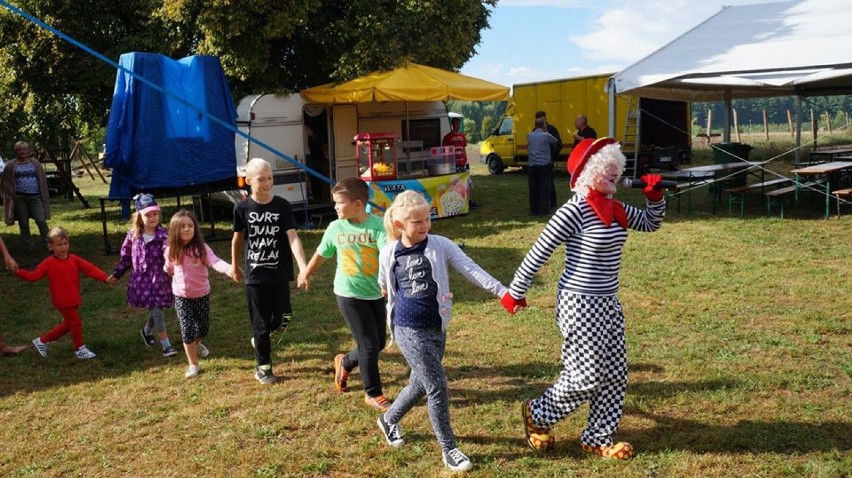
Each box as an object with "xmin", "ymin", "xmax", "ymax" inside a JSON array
[{"xmin": 300, "ymin": 63, "xmax": 509, "ymax": 103}]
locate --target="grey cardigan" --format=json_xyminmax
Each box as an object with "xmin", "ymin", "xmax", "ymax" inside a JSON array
[{"xmin": 378, "ymin": 234, "xmax": 508, "ymax": 332}]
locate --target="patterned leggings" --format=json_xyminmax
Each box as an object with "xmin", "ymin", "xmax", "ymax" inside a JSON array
[
  {"xmin": 384, "ymin": 326, "xmax": 457, "ymax": 452},
  {"xmin": 174, "ymin": 295, "xmax": 210, "ymax": 344},
  {"xmin": 529, "ymin": 290, "xmax": 627, "ymax": 447}
]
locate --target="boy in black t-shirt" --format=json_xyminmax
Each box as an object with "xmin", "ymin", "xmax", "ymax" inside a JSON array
[{"xmin": 231, "ymin": 158, "xmax": 308, "ymax": 384}]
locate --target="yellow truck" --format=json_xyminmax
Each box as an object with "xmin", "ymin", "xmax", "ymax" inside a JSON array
[{"xmin": 479, "ymin": 73, "xmax": 691, "ymax": 175}]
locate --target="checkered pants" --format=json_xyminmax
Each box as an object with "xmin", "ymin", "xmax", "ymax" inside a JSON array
[{"xmin": 529, "ymin": 290, "xmax": 627, "ymax": 447}]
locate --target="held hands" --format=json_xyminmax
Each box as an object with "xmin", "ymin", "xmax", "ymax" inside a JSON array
[
  {"xmin": 500, "ymin": 293, "xmax": 527, "ymax": 315},
  {"xmin": 229, "ymin": 265, "xmax": 243, "ymax": 283},
  {"xmin": 640, "ymin": 174, "xmax": 665, "ymax": 202},
  {"xmin": 106, "ymin": 274, "xmax": 118, "ymax": 285},
  {"xmin": 296, "ymin": 271, "xmax": 310, "ymax": 290}
]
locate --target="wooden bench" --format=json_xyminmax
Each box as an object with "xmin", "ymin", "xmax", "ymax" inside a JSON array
[
  {"xmin": 832, "ymin": 188, "xmax": 852, "ymax": 217},
  {"xmin": 726, "ymin": 178, "xmax": 793, "ymax": 217},
  {"xmin": 765, "ymin": 179, "xmax": 825, "ymax": 218}
]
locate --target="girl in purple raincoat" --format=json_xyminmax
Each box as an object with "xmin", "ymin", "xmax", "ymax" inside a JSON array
[{"xmin": 110, "ymin": 194, "xmax": 177, "ymax": 357}]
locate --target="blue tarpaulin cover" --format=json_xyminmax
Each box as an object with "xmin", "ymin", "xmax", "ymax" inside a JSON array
[{"xmin": 105, "ymin": 53, "xmax": 237, "ymax": 204}]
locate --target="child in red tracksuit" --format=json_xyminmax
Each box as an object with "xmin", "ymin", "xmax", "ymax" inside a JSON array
[{"xmin": 16, "ymin": 226, "xmax": 112, "ymax": 359}]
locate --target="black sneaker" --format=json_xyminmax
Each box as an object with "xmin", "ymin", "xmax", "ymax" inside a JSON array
[
  {"xmin": 140, "ymin": 327, "xmax": 156, "ymax": 347},
  {"xmin": 442, "ymin": 447, "xmax": 472, "ymax": 472},
  {"xmin": 376, "ymin": 415, "xmax": 404, "ymax": 447},
  {"xmin": 255, "ymin": 366, "xmax": 277, "ymax": 385},
  {"xmin": 161, "ymin": 345, "xmax": 178, "ymax": 357}
]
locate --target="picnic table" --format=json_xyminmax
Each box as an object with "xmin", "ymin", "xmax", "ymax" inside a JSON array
[
  {"xmin": 790, "ymin": 160, "xmax": 852, "ymax": 219},
  {"xmin": 661, "ymin": 161, "xmax": 764, "ymax": 213},
  {"xmin": 807, "ymin": 147, "xmax": 852, "ymax": 165}
]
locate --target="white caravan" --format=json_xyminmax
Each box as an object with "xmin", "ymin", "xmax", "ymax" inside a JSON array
[{"xmin": 233, "ymin": 93, "xmax": 451, "ymax": 208}]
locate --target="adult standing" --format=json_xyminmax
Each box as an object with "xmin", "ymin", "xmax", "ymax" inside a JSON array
[
  {"xmin": 571, "ymin": 114, "xmax": 597, "ymax": 147},
  {"xmin": 442, "ymin": 117, "xmax": 468, "ymax": 172},
  {"xmin": 535, "ymin": 111, "xmax": 562, "ymax": 209},
  {"xmin": 526, "ymin": 117, "xmax": 559, "ymax": 215},
  {"xmin": 1, "ymin": 141, "xmax": 51, "ymax": 251}
]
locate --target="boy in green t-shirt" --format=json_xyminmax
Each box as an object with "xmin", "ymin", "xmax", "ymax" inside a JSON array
[{"xmin": 298, "ymin": 177, "xmax": 391, "ymax": 412}]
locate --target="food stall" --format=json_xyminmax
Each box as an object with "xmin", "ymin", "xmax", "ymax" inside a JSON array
[{"xmin": 356, "ymin": 132, "xmax": 470, "ymax": 219}]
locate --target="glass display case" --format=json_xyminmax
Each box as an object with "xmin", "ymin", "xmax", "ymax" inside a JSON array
[{"xmin": 355, "ymin": 132, "xmax": 398, "ymax": 181}]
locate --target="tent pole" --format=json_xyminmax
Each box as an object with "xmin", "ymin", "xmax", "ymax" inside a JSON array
[
  {"xmin": 795, "ymin": 95, "xmax": 802, "ymax": 166},
  {"xmin": 723, "ymin": 90, "xmax": 732, "ymax": 143},
  {"xmin": 607, "ymin": 77, "xmax": 617, "ymax": 137}
]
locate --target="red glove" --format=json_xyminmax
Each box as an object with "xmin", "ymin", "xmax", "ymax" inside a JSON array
[
  {"xmin": 640, "ymin": 174, "xmax": 664, "ymax": 202},
  {"xmin": 500, "ymin": 293, "xmax": 527, "ymax": 315}
]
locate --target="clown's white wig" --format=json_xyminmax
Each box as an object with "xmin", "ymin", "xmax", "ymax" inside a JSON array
[{"xmin": 571, "ymin": 143, "xmax": 626, "ymax": 194}]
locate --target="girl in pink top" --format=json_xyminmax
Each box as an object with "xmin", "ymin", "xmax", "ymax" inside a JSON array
[{"xmin": 164, "ymin": 210, "xmax": 231, "ymax": 378}]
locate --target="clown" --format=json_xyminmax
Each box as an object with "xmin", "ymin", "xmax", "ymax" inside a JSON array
[{"xmin": 505, "ymin": 137, "xmax": 666, "ymax": 459}]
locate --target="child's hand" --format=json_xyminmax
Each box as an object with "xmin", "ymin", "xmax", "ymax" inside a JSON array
[
  {"xmin": 229, "ymin": 265, "xmax": 242, "ymax": 282},
  {"xmin": 106, "ymin": 274, "xmax": 118, "ymax": 285},
  {"xmin": 5, "ymin": 257, "xmax": 18, "ymax": 273},
  {"xmin": 500, "ymin": 293, "xmax": 527, "ymax": 315},
  {"xmin": 296, "ymin": 271, "xmax": 310, "ymax": 290}
]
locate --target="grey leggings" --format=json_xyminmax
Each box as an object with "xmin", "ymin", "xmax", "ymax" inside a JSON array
[
  {"xmin": 145, "ymin": 307, "xmax": 167, "ymax": 334},
  {"xmin": 384, "ymin": 326, "xmax": 457, "ymax": 451}
]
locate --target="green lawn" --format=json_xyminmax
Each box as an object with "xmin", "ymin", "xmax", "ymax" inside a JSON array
[{"xmin": 0, "ymin": 161, "xmax": 849, "ymax": 478}]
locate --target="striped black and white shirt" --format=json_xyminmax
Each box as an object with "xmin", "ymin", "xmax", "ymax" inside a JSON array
[{"xmin": 509, "ymin": 194, "xmax": 665, "ymax": 298}]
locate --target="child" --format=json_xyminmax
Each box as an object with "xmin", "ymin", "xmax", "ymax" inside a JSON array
[
  {"xmin": 110, "ymin": 194, "xmax": 177, "ymax": 357},
  {"xmin": 16, "ymin": 226, "xmax": 111, "ymax": 359},
  {"xmin": 297, "ymin": 177, "xmax": 391, "ymax": 411},
  {"xmin": 375, "ymin": 190, "xmax": 518, "ymax": 472},
  {"xmin": 507, "ymin": 138, "xmax": 665, "ymax": 459},
  {"xmin": 231, "ymin": 158, "xmax": 308, "ymax": 385},
  {"xmin": 164, "ymin": 210, "xmax": 232, "ymax": 378}
]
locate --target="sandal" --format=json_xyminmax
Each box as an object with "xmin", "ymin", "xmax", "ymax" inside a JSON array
[
  {"xmin": 522, "ymin": 399, "xmax": 554, "ymax": 451},
  {"xmin": 581, "ymin": 442, "xmax": 635, "ymax": 460}
]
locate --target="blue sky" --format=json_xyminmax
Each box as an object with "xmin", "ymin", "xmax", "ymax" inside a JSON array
[{"xmin": 461, "ymin": 0, "xmax": 766, "ymax": 86}]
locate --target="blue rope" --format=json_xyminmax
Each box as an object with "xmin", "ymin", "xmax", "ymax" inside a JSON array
[{"xmin": 0, "ymin": 0, "xmax": 332, "ymax": 186}]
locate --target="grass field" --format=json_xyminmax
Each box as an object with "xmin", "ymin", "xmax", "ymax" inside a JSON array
[{"xmin": 0, "ymin": 156, "xmax": 850, "ymax": 477}]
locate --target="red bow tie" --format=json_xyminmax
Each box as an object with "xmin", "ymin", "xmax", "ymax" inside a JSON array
[{"xmin": 585, "ymin": 189, "xmax": 627, "ymax": 228}]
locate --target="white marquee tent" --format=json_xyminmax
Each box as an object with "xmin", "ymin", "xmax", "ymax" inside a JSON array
[{"xmin": 608, "ymin": 0, "xmax": 852, "ymax": 149}]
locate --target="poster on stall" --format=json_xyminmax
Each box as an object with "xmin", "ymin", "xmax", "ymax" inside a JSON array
[{"xmin": 367, "ymin": 172, "xmax": 471, "ymax": 219}]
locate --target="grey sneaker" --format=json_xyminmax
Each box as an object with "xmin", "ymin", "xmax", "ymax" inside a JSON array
[
  {"xmin": 185, "ymin": 364, "xmax": 201, "ymax": 378},
  {"xmin": 377, "ymin": 415, "xmax": 404, "ymax": 447},
  {"xmin": 197, "ymin": 342, "xmax": 209, "ymax": 358},
  {"xmin": 442, "ymin": 448, "xmax": 472, "ymax": 472},
  {"xmin": 75, "ymin": 346, "xmax": 97, "ymax": 360},
  {"xmin": 32, "ymin": 337, "xmax": 48, "ymax": 358},
  {"xmin": 255, "ymin": 366, "xmax": 277, "ymax": 385},
  {"xmin": 140, "ymin": 327, "xmax": 156, "ymax": 347},
  {"xmin": 161, "ymin": 345, "xmax": 178, "ymax": 357}
]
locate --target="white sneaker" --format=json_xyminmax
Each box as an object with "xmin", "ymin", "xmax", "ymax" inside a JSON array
[
  {"xmin": 185, "ymin": 364, "xmax": 201, "ymax": 378},
  {"xmin": 197, "ymin": 342, "xmax": 209, "ymax": 358},
  {"xmin": 32, "ymin": 337, "xmax": 48, "ymax": 358},
  {"xmin": 250, "ymin": 337, "xmax": 255, "ymax": 350},
  {"xmin": 442, "ymin": 448, "xmax": 472, "ymax": 472},
  {"xmin": 75, "ymin": 346, "xmax": 96, "ymax": 360}
]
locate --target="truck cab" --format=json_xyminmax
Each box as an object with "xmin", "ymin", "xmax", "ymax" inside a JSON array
[{"xmin": 479, "ymin": 113, "xmax": 514, "ymax": 174}]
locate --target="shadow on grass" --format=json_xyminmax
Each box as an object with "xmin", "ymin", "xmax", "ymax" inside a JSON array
[{"xmin": 623, "ymin": 409, "xmax": 852, "ymax": 454}]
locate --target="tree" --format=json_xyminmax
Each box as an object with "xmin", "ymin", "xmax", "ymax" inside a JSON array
[
  {"xmin": 0, "ymin": 0, "xmax": 498, "ymax": 153},
  {"xmin": 155, "ymin": 0, "xmax": 498, "ymax": 96},
  {"xmin": 0, "ymin": 0, "xmax": 176, "ymax": 153}
]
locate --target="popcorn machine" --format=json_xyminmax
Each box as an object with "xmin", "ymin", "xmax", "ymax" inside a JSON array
[{"xmin": 355, "ymin": 132, "xmax": 398, "ymax": 181}]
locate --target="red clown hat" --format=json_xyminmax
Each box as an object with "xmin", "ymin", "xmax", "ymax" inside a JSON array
[{"xmin": 567, "ymin": 137, "xmax": 617, "ymax": 188}]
